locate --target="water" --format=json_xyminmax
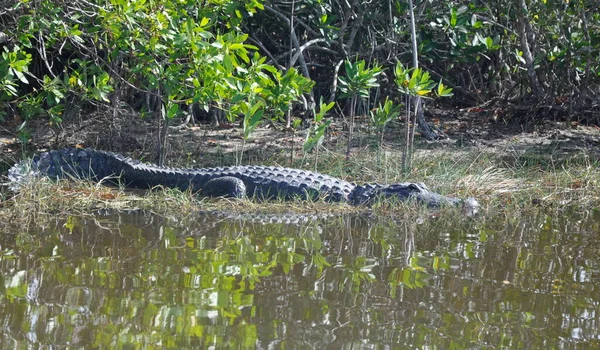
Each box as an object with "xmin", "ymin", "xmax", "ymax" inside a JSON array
[{"xmin": 0, "ymin": 209, "xmax": 599, "ymax": 349}]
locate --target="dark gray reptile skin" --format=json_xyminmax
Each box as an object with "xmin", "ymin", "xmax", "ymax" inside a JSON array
[{"xmin": 8, "ymin": 148, "xmax": 479, "ymax": 214}]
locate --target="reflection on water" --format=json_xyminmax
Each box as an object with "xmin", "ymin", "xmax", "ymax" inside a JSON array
[{"xmin": 0, "ymin": 209, "xmax": 599, "ymax": 348}]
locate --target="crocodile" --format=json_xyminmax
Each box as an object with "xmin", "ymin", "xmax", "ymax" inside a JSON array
[{"xmin": 7, "ymin": 148, "xmax": 479, "ymax": 214}]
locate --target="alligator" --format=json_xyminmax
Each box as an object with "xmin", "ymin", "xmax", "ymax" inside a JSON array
[{"xmin": 8, "ymin": 148, "xmax": 479, "ymax": 215}]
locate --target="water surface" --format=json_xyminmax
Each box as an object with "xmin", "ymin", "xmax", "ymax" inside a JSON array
[{"xmin": 0, "ymin": 209, "xmax": 599, "ymax": 348}]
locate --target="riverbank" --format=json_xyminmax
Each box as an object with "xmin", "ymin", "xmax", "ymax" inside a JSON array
[{"xmin": 1, "ymin": 110, "xmax": 600, "ymax": 223}]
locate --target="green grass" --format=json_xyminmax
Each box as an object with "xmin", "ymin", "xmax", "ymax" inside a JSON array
[{"xmin": 1, "ymin": 142, "xmax": 599, "ymax": 228}]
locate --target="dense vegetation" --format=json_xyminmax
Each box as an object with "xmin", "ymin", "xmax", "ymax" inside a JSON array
[
  {"xmin": 2, "ymin": 3, "xmax": 600, "ymax": 347},
  {"xmin": 1, "ymin": 0, "xmax": 599, "ymax": 159}
]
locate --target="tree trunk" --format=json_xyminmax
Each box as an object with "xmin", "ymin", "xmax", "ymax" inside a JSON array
[
  {"xmin": 408, "ymin": 0, "xmax": 437, "ymax": 146},
  {"xmin": 415, "ymin": 99, "xmax": 437, "ymax": 140},
  {"xmin": 285, "ymin": 0, "xmax": 296, "ymax": 128},
  {"xmin": 516, "ymin": 0, "xmax": 543, "ymax": 101},
  {"xmin": 403, "ymin": 0, "xmax": 438, "ymax": 172},
  {"xmin": 346, "ymin": 96, "xmax": 357, "ymax": 159}
]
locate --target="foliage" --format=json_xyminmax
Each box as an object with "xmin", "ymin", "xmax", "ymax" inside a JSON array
[
  {"xmin": 1, "ymin": 0, "xmax": 599, "ymax": 153},
  {"xmin": 0, "ymin": 46, "xmax": 31, "ymax": 99},
  {"xmin": 370, "ymin": 97, "xmax": 401, "ymax": 149},
  {"xmin": 303, "ymin": 97, "xmax": 334, "ymax": 171},
  {"xmin": 337, "ymin": 59, "xmax": 382, "ymax": 158},
  {"xmin": 370, "ymin": 97, "xmax": 400, "ymax": 132},
  {"xmin": 263, "ymin": 66, "xmax": 314, "ymax": 122},
  {"xmin": 337, "ymin": 59, "xmax": 382, "ymax": 100},
  {"xmin": 0, "ymin": 0, "xmax": 311, "ymax": 146},
  {"xmin": 393, "ymin": 60, "xmax": 453, "ymax": 172},
  {"xmin": 303, "ymin": 98, "xmax": 334, "ymax": 153},
  {"xmin": 394, "ymin": 62, "xmax": 453, "ymax": 99},
  {"xmin": 242, "ymin": 0, "xmax": 599, "ymax": 121},
  {"xmin": 241, "ymin": 100, "xmax": 264, "ymax": 140}
]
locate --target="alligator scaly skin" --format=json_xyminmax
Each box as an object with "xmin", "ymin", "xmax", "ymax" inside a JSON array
[{"xmin": 8, "ymin": 148, "xmax": 479, "ymax": 213}]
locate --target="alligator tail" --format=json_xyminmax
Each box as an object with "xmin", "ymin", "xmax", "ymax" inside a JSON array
[{"xmin": 8, "ymin": 148, "xmax": 126, "ymax": 189}]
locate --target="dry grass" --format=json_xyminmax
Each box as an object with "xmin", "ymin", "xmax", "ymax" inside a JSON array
[{"xmin": 1, "ymin": 143, "xmax": 599, "ymax": 229}]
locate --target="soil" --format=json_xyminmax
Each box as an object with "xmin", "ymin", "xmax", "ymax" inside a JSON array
[{"xmin": 1, "ymin": 107, "xmax": 600, "ymax": 168}]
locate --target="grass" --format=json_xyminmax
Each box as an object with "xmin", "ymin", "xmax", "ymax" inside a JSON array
[{"xmin": 1, "ymin": 139, "xmax": 599, "ymax": 229}]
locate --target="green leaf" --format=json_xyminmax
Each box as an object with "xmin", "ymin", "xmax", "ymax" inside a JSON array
[
  {"xmin": 450, "ymin": 7, "xmax": 457, "ymax": 27},
  {"xmin": 166, "ymin": 103, "xmax": 180, "ymax": 120},
  {"xmin": 4, "ymin": 84, "xmax": 18, "ymax": 96},
  {"xmin": 11, "ymin": 69, "xmax": 28, "ymax": 84},
  {"xmin": 436, "ymin": 80, "xmax": 454, "ymax": 97},
  {"xmin": 243, "ymin": 109, "xmax": 263, "ymax": 139}
]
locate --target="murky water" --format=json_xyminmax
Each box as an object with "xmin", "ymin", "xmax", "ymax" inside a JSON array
[{"xmin": 0, "ymin": 208, "xmax": 599, "ymax": 349}]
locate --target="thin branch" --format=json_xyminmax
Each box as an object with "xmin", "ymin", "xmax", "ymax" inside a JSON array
[
  {"xmin": 264, "ymin": 5, "xmax": 310, "ymax": 77},
  {"xmin": 247, "ymin": 36, "xmax": 285, "ymax": 70},
  {"xmin": 290, "ymin": 38, "xmax": 328, "ymax": 66},
  {"xmin": 69, "ymin": 37, "xmax": 162, "ymax": 99},
  {"xmin": 37, "ymin": 31, "xmax": 58, "ymax": 79},
  {"xmin": 329, "ymin": 59, "xmax": 344, "ymax": 103}
]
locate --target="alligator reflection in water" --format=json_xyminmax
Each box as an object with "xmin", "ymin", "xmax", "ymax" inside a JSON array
[{"xmin": 0, "ymin": 209, "xmax": 599, "ymax": 348}]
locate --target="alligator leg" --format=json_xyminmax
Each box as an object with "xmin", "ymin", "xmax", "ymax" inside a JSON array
[{"xmin": 200, "ymin": 176, "xmax": 247, "ymax": 198}]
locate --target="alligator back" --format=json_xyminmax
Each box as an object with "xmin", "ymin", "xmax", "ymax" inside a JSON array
[
  {"xmin": 10, "ymin": 148, "xmax": 356, "ymax": 202},
  {"xmin": 8, "ymin": 148, "xmax": 478, "ymax": 212},
  {"xmin": 122, "ymin": 162, "xmax": 355, "ymax": 201}
]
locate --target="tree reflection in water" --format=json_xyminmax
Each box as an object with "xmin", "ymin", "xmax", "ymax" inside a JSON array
[{"xmin": 0, "ymin": 208, "xmax": 599, "ymax": 348}]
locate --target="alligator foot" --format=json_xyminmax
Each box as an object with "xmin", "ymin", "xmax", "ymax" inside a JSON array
[{"xmin": 200, "ymin": 176, "xmax": 247, "ymax": 198}]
